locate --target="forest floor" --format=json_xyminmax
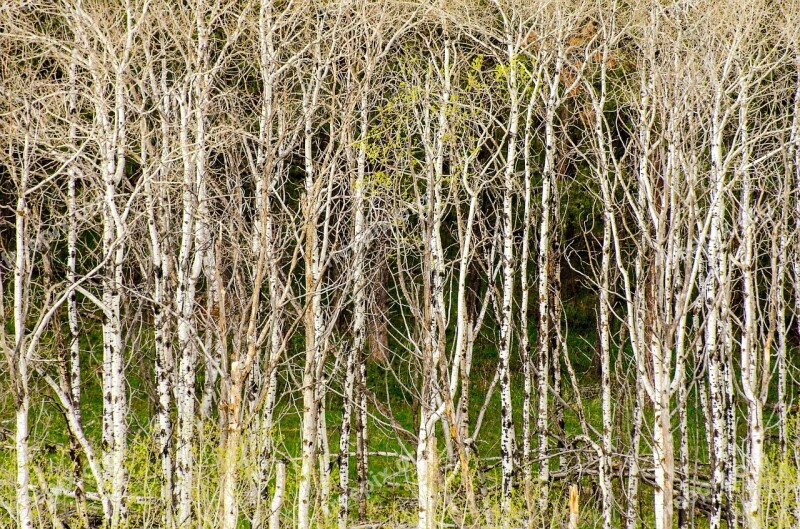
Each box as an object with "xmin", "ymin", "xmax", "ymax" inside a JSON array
[{"xmin": 0, "ymin": 324, "xmax": 785, "ymax": 528}]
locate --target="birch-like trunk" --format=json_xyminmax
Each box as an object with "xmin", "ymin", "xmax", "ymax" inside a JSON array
[
  {"xmin": 339, "ymin": 338, "xmax": 358, "ymax": 529},
  {"xmin": 12, "ymin": 144, "xmax": 32, "ymax": 529},
  {"xmin": 270, "ymin": 459, "xmax": 287, "ymax": 529},
  {"xmin": 625, "ymin": 366, "xmax": 644, "ymax": 529},
  {"xmin": 297, "ymin": 48, "xmax": 329, "ymax": 529},
  {"xmin": 142, "ymin": 50, "xmax": 176, "ymax": 525},
  {"xmin": 589, "ymin": 25, "xmax": 615, "ymax": 526},
  {"xmin": 297, "ymin": 150, "xmax": 318, "ymax": 529},
  {"xmin": 738, "ymin": 76, "xmax": 771, "ymax": 529},
  {"xmin": 16, "ymin": 388, "xmax": 31, "ymax": 529},
  {"xmin": 356, "ymin": 355, "xmax": 369, "ymax": 521},
  {"xmin": 598, "ymin": 176, "xmax": 614, "ymax": 529},
  {"xmin": 706, "ymin": 77, "xmax": 731, "ymax": 529},
  {"xmin": 173, "ymin": 74, "xmax": 210, "ymax": 526},
  {"xmin": 67, "ymin": 50, "xmax": 90, "ymax": 529},
  {"xmin": 340, "ymin": 91, "xmax": 369, "ymax": 529},
  {"xmin": 145, "ymin": 138, "xmax": 176, "ymax": 529},
  {"xmin": 416, "ymin": 39, "xmax": 452, "ymax": 529},
  {"xmin": 498, "ymin": 26, "xmax": 519, "ymax": 517},
  {"xmin": 677, "ymin": 357, "xmax": 690, "ymax": 529},
  {"xmin": 99, "ymin": 64, "xmax": 130, "ymax": 529},
  {"xmin": 537, "ymin": 47, "xmax": 562, "ymax": 515},
  {"xmin": 520, "ymin": 91, "xmax": 535, "ymax": 516},
  {"xmin": 651, "ymin": 336, "xmax": 674, "ymax": 529}
]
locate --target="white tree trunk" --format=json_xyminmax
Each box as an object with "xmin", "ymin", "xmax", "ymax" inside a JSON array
[
  {"xmin": 221, "ymin": 360, "xmax": 242, "ymax": 529},
  {"xmin": 99, "ymin": 73, "xmax": 129, "ymax": 527},
  {"xmin": 16, "ymin": 390, "xmax": 32, "ymax": 529},
  {"xmin": 625, "ymin": 373, "xmax": 644, "ymax": 529},
  {"xmin": 537, "ymin": 49, "xmax": 562, "ymax": 515},
  {"xmin": 143, "ymin": 74, "xmax": 175, "ymax": 527},
  {"xmin": 174, "ymin": 84, "xmax": 204, "ymax": 528},
  {"xmin": 591, "ymin": 28, "xmax": 615, "ymax": 527},
  {"xmin": 651, "ymin": 340, "xmax": 674, "ymax": 529},
  {"xmin": 706, "ymin": 81, "xmax": 730, "ymax": 529},
  {"xmin": 356, "ymin": 357, "xmax": 369, "ymax": 521},
  {"xmin": 13, "ymin": 175, "xmax": 31, "ymax": 529},
  {"xmin": 339, "ymin": 339, "xmax": 357, "ymax": 529},
  {"xmin": 520, "ymin": 94, "xmax": 535, "ymax": 515},
  {"xmin": 67, "ymin": 50, "xmax": 90, "ymax": 529},
  {"xmin": 738, "ymin": 83, "xmax": 769, "ymax": 529},
  {"xmin": 498, "ymin": 28, "xmax": 519, "ymax": 518},
  {"xmin": 297, "ymin": 51, "xmax": 329, "ymax": 528},
  {"xmin": 270, "ymin": 459, "xmax": 286, "ymax": 529}
]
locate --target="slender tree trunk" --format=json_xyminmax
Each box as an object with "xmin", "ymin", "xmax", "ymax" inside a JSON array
[
  {"xmin": 339, "ymin": 342, "xmax": 357, "ymax": 529},
  {"xmin": 12, "ymin": 173, "xmax": 31, "ymax": 528},
  {"xmin": 625, "ymin": 373, "xmax": 644, "ymax": 529},
  {"xmin": 598, "ymin": 199, "xmax": 614, "ymax": 529},
  {"xmin": 144, "ymin": 129, "xmax": 175, "ymax": 529},
  {"xmin": 298, "ymin": 55, "xmax": 328, "ymax": 529},
  {"xmin": 270, "ymin": 459, "xmax": 286, "ymax": 529},
  {"xmin": 340, "ymin": 90, "xmax": 369, "ymax": 529},
  {"xmin": 221, "ymin": 357, "xmax": 243, "ymax": 529},
  {"xmin": 739, "ymin": 85, "xmax": 770, "ymax": 528},
  {"xmin": 591, "ymin": 21, "xmax": 615, "ymax": 528},
  {"xmin": 677, "ymin": 359, "xmax": 690, "ymax": 529},
  {"xmin": 706, "ymin": 95, "xmax": 728, "ymax": 529},
  {"xmin": 99, "ymin": 73, "xmax": 129, "ymax": 528},
  {"xmin": 498, "ymin": 36, "xmax": 519, "ymax": 520},
  {"xmin": 537, "ymin": 49, "xmax": 562, "ymax": 517},
  {"xmin": 16, "ymin": 387, "xmax": 32, "ymax": 529},
  {"xmin": 723, "ymin": 336, "xmax": 736, "ymax": 528},
  {"xmin": 298, "ymin": 168, "xmax": 320, "ymax": 529},
  {"xmin": 356, "ymin": 355, "xmax": 368, "ymax": 522},
  {"xmin": 651, "ymin": 338, "xmax": 674, "ymax": 529},
  {"xmin": 67, "ymin": 53, "xmax": 90, "ymax": 529},
  {"xmin": 417, "ymin": 42, "xmax": 451, "ymax": 528},
  {"xmin": 174, "ymin": 82, "xmax": 204, "ymax": 528},
  {"xmin": 521, "ymin": 93, "xmax": 535, "ymax": 521}
]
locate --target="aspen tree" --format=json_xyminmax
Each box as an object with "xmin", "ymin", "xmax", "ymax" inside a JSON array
[
  {"xmin": 536, "ymin": 8, "xmax": 570, "ymax": 513},
  {"xmin": 734, "ymin": 15, "xmax": 781, "ymax": 524},
  {"xmin": 0, "ymin": 40, "xmax": 105, "ymax": 528},
  {"xmin": 339, "ymin": 14, "xmax": 370, "ymax": 528},
  {"xmin": 1, "ymin": 96, "xmax": 37, "ymax": 529},
  {"xmin": 297, "ymin": 8, "xmax": 348, "ymax": 526},
  {"xmin": 140, "ymin": 22, "xmax": 177, "ymax": 526},
  {"xmin": 173, "ymin": 13, "xmax": 205, "ymax": 524},
  {"xmin": 66, "ymin": 2, "xmax": 147, "ymax": 524},
  {"xmin": 4, "ymin": 2, "xmax": 800, "ymax": 526},
  {"xmin": 699, "ymin": 6, "xmax": 750, "ymax": 524},
  {"xmin": 493, "ymin": 2, "xmax": 522, "ymax": 517},
  {"xmin": 536, "ymin": 37, "xmax": 561, "ymax": 524},
  {"xmin": 581, "ymin": 4, "xmax": 620, "ymax": 525},
  {"xmin": 66, "ymin": 40, "xmax": 90, "ymax": 529},
  {"xmin": 246, "ymin": 2, "xmax": 303, "ymax": 526},
  {"xmin": 520, "ymin": 75, "xmax": 538, "ymax": 521},
  {"xmin": 782, "ymin": 8, "xmax": 800, "ymax": 459},
  {"xmin": 417, "ymin": 33, "xmax": 453, "ymax": 529}
]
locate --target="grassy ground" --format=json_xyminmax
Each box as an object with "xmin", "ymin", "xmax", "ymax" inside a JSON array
[{"xmin": 1, "ymin": 318, "xmax": 798, "ymax": 528}]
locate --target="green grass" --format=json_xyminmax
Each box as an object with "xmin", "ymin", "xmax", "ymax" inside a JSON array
[{"xmin": 3, "ymin": 316, "xmax": 800, "ymax": 528}]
